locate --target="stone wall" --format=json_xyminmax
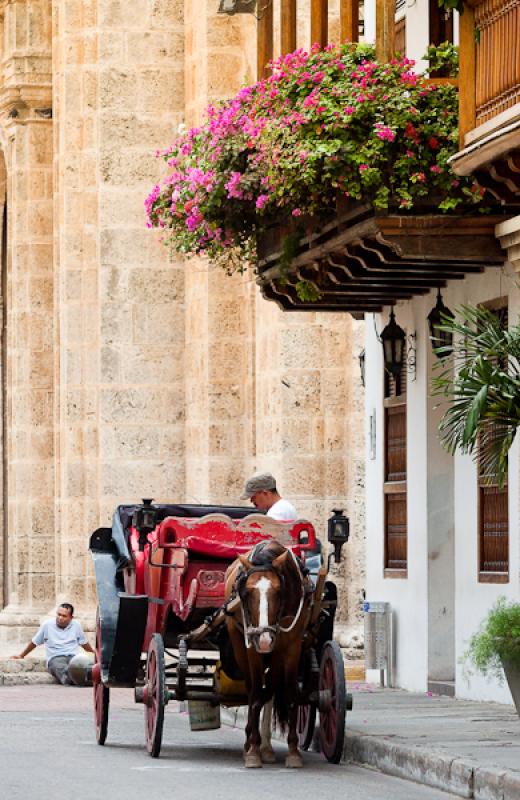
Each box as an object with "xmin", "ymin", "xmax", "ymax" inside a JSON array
[
  {"xmin": 0, "ymin": 0, "xmax": 55, "ymax": 643},
  {"xmin": 0, "ymin": 1, "xmax": 365, "ymax": 651}
]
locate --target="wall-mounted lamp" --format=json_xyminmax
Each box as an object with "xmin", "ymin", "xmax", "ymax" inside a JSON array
[
  {"xmin": 218, "ymin": 0, "xmax": 272, "ymax": 16},
  {"xmin": 327, "ymin": 508, "xmax": 350, "ymax": 563},
  {"xmin": 380, "ymin": 309, "xmax": 406, "ymax": 378},
  {"xmin": 358, "ymin": 349, "xmax": 366, "ymax": 387},
  {"xmin": 427, "ymin": 289, "xmax": 454, "ymax": 358}
]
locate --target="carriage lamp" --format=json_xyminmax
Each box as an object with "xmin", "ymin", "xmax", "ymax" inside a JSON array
[
  {"xmin": 327, "ymin": 509, "xmax": 350, "ymax": 563},
  {"xmin": 427, "ymin": 289, "xmax": 454, "ymax": 358},
  {"xmin": 132, "ymin": 498, "xmax": 158, "ymax": 551},
  {"xmin": 380, "ymin": 309, "xmax": 406, "ymax": 378}
]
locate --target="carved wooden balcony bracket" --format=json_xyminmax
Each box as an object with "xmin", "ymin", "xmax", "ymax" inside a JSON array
[
  {"xmin": 450, "ymin": 121, "xmax": 520, "ymax": 209},
  {"xmin": 257, "ymin": 204, "xmax": 506, "ymax": 318}
]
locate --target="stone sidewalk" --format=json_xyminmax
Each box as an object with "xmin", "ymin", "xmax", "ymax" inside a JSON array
[{"xmin": 223, "ymin": 684, "xmax": 520, "ymax": 800}]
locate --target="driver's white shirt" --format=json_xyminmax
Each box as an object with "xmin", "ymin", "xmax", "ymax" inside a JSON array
[{"xmin": 267, "ymin": 498, "xmax": 297, "ymax": 521}]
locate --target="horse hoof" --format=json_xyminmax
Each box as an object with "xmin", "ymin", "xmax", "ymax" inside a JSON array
[
  {"xmin": 244, "ymin": 753, "xmax": 263, "ymax": 769},
  {"xmin": 260, "ymin": 746, "xmax": 276, "ymax": 764},
  {"xmin": 285, "ymin": 753, "xmax": 303, "ymax": 769}
]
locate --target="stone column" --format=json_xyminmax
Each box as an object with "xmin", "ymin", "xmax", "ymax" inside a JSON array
[
  {"xmin": 0, "ymin": 0, "xmax": 55, "ymax": 646},
  {"xmin": 254, "ymin": 298, "xmax": 366, "ymax": 636},
  {"xmin": 184, "ymin": 3, "xmax": 257, "ymax": 505},
  {"xmin": 51, "ymin": 0, "xmax": 187, "ymax": 620}
]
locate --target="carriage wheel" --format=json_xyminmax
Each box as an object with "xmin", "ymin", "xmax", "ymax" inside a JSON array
[
  {"xmin": 297, "ymin": 702, "xmax": 316, "ymax": 751},
  {"xmin": 93, "ymin": 613, "xmax": 110, "ymax": 745},
  {"xmin": 318, "ymin": 641, "xmax": 346, "ymax": 764},
  {"xmin": 144, "ymin": 633, "xmax": 166, "ymax": 757}
]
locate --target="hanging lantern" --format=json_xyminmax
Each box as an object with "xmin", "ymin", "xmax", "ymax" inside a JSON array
[
  {"xmin": 427, "ymin": 289, "xmax": 454, "ymax": 358},
  {"xmin": 380, "ymin": 309, "xmax": 406, "ymax": 378}
]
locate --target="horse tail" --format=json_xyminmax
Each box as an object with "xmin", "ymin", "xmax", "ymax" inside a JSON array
[{"xmin": 272, "ymin": 681, "xmax": 290, "ymax": 732}]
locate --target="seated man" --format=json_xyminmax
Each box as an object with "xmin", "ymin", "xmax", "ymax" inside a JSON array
[
  {"xmin": 240, "ymin": 472, "xmax": 297, "ymax": 521},
  {"xmin": 11, "ymin": 603, "xmax": 95, "ymax": 686}
]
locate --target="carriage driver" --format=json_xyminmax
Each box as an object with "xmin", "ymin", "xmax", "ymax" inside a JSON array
[
  {"xmin": 11, "ymin": 603, "xmax": 95, "ymax": 685},
  {"xmin": 241, "ymin": 472, "xmax": 297, "ymax": 521}
]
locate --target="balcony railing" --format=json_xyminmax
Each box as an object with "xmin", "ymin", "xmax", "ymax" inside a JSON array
[
  {"xmin": 256, "ymin": 0, "xmax": 403, "ymax": 78},
  {"xmin": 459, "ymin": 0, "xmax": 520, "ymax": 143}
]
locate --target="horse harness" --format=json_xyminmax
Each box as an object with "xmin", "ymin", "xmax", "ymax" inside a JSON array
[{"xmin": 232, "ymin": 545, "xmax": 313, "ymax": 648}]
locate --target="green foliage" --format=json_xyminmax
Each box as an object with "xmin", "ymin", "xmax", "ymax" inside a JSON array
[
  {"xmin": 438, "ymin": 0, "xmax": 464, "ymax": 14},
  {"xmin": 295, "ymin": 280, "xmax": 322, "ymax": 302},
  {"xmin": 464, "ymin": 598, "xmax": 520, "ymax": 679},
  {"xmin": 424, "ymin": 42, "xmax": 459, "ymax": 77},
  {"xmin": 432, "ymin": 304, "xmax": 520, "ymax": 487}
]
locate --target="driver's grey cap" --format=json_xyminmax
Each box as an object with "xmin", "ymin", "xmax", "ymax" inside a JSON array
[{"xmin": 240, "ymin": 472, "xmax": 277, "ymax": 499}]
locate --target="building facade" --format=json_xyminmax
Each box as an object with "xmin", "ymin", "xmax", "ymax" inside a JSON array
[
  {"xmin": 249, "ymin": 0, "xmax": 520, "ymax": 706},
  {"xmin": 0, "ymin": 1, "xmax": 365, "ymax": 651},
  {"xmin": 363, "ymin": 0, "xmax": 520, "ymax": 704}
]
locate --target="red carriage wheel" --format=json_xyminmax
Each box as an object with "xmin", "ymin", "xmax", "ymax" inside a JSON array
[
  {"xmin": 144, "ymin": 633, "xmax": 166, "ymax": 757},
  {"xmin": 318, "ymin": 641, "xmax": 346, "ymax": 764},
  {"xmin": 93, "ymin": 612, "xmax": 110, "ymax": 745},
  {"xmin": 297, "ymin": 702, "xmax": 316, "ymax": 751}
]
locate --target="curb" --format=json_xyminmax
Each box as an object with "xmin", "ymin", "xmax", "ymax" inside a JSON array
[
  {"xmin": 220, "ymin": 707, "xmax": 520, "ymax": 800},
  {"xmin": 0, "ymin": 657, "xmax": 53, "ymax": 686}
]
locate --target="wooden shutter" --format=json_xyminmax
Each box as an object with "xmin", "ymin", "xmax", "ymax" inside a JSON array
[
  {"xmin": 384, "ymin": 361, "xmax": 407, "ymax": 577},
  {"xmin": 478, "ymin": 302, "xmax": 509, "ymax": 583},
  {"xmin": 395, "ymin": 17, "xmax": 406, "ymax": 56}
]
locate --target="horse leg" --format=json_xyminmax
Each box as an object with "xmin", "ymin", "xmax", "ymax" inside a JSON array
[
  {"xmin": 260, "ymin": 700, "xmax": 276, "ymax": 764},
  {"xmin": 244, "ymin": 697, "xmax": 264, "ymax": 768},
  {"xmin": 285, "ymin": 700, "xmax": 303, "ymax": 769},
  {"xmin": 283, "ymin": 655, "xmax": 303, "ymax": 769}
]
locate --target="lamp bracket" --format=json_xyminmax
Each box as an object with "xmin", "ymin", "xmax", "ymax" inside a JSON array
[{"xmin": 407, "ymin": 332, "xmax": 417, "ymax": 382}]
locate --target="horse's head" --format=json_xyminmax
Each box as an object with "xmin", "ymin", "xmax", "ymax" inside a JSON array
[{"xmin": 236, "ymin": 544, "xmax": 289, "ymax": 654}]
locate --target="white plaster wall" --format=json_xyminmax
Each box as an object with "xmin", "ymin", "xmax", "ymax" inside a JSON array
[
  {"xmin": 449, "ymin": 266, "xmax": 520, "ymax": 705},
  {"xmin": 404, "ymin": 0, "xmax": 430, "ymax": 71},
  {"xmin": 365, "ymin": 263, "xmax": 520, "ymax": 703},
  {"xmin": 364, "ymin": 301, "xmax": 430, "ymax": 692}
]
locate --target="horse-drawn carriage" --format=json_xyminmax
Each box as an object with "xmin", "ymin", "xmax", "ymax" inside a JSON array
[{"xmin": 89, "ymin": 500, "xmax": 352, "ymax": 767}]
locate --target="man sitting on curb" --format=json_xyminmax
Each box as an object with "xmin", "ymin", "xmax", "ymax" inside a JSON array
[{"xmin": 11, "ymin": 603, "xmax": 95, "ymax": 686}]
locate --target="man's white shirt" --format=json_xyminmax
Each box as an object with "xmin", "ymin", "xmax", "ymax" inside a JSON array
[
  {"xmin": 267, "ymin": 498, "xmax": 297, "ymax": 521},
  {"xmin": 32, "ymin": 619, "xmax": 86, "ymax": 664}
]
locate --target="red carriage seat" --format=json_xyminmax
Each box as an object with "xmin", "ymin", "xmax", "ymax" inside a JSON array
[{"xmin": 155, "ymin": 513, "xmax": 317, "ymax": 559}]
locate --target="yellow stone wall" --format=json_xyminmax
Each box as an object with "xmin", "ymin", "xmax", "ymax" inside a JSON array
[{"xmin": 0, "ymin": 0, "xmax": 365, "ymax": 651}]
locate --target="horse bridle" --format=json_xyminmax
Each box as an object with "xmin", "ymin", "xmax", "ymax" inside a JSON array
[{"xmin": 235, "ymin": 553, "xmax": 308, "ymax": 648}]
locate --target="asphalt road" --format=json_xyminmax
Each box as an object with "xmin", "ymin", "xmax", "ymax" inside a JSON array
[{"xmin": 1, "ymin": 685, "xmax": 461, "ymax": 800}]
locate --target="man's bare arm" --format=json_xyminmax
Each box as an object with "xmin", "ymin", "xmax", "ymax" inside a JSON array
[{"xmin": 11, "ymin": 642, "xmax": 37, "ymax": 659}]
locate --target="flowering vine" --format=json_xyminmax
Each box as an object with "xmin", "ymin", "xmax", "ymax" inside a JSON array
[{"xmin": 146, "ymin": 42, "xmax": 486, "ymax": 275}]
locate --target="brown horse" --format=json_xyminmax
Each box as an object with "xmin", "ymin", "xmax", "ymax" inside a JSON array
[{"xmin": 225, "ymin": 540, "xmax": 312, "ymax": 768}]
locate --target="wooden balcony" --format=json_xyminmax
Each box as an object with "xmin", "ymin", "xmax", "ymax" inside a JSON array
[
  {"xmin": 257, "ymin": 204, "xmax": 505, "ymax": 317},
  {"xmin": 251, "ymin": 1, "xmax": 508, "ymax": 314},
  {"xmin": 453, "ymin": 0, "xmax": 520, "ymax": 205}
]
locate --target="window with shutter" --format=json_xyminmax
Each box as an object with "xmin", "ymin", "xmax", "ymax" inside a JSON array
[
  {"xmin": 384, "ymin": 361, "xmax": 407, "ymax": 577},
  {"xmin": 395, "ymin": 17, "xmax": 406, "ymax": 56},
  {"xmin": 478, "ymin": 301, "xmax": 509, "ymax": 583}
]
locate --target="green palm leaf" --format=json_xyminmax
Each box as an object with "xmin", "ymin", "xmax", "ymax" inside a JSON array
[{"xmin": 432, "ymin": 304, "xmax": 520, "ymax": 487}]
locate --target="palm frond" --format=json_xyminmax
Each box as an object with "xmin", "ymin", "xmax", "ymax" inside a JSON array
[{"xmin": 431, "ymin": 304, "xmax": 520, "ymax": 486}]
